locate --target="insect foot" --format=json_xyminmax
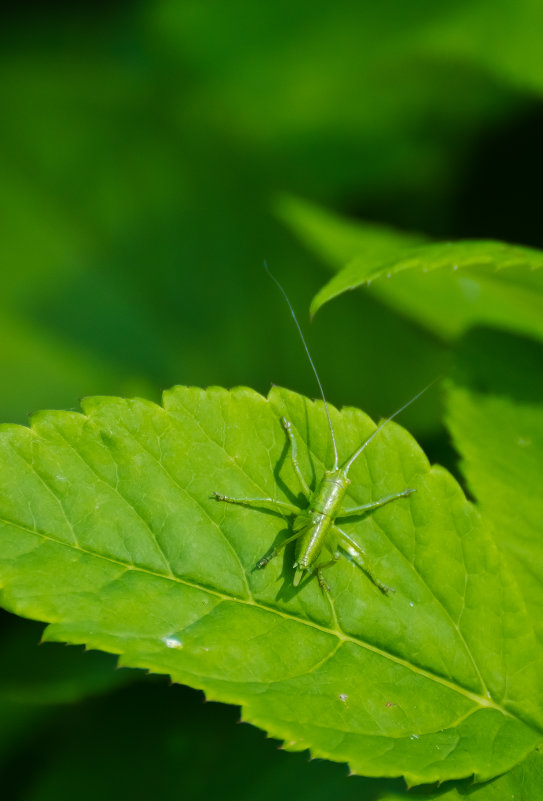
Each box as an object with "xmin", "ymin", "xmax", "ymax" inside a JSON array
[
  {"xmin": 317, "ymin": 573, "xmax": 331, "ymax": 593},
  {"xmin": 256, "ymin": 552, "xmax": 275, "ymax": 570}
]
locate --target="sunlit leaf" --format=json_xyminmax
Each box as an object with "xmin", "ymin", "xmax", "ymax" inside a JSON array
[
  {"xmin": 382, "ymin": 747, "xmax": 543, "ymax": 800},
  {"xmin": 0, "ymin": 386, "xmax": 541, "ymax": 785}
]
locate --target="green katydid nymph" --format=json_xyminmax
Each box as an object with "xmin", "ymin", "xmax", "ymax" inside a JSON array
[{"xmin": 213, "ymin": 264, "xmax": 431, "ymax": 594}]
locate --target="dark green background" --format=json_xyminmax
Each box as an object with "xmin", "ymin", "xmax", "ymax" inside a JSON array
[{"xmin": 1, "ymin": 1, "xmax": 542, "ymax": 798}]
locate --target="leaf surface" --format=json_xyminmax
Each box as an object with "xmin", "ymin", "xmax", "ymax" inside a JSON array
[
  {"xmin": 0, "ymin": 386, "xmax": 541, "ymax": 785},
  {"xmin": 382, "ymin": 747, "xmax": 543, "ymax": 800}
]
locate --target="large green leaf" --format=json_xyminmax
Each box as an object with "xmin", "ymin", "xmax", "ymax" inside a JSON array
[
  {"xmin": 445, "ymin": 330, "xmax": 543, "ymax": 644},
  {"xmin": 0, "ymin": 386, "xmax": 541, "ymax": 786}
]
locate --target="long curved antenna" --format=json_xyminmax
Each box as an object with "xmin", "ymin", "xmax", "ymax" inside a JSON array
[
  {"xmin": 342, "ymin": 380, "xmax": 439, "ymax": 476},
  {"xmin": 264, "ymin": 261, "xmax": 339, "ymax": 470}
]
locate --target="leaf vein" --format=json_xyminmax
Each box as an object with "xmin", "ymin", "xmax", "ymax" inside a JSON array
[
  {"xmin": 0, "ymin": 514, "xmax": 516, "ymax": 720},
  {"xmin": 114, "ymin": 418, "xmax": 252, "ymax": 600},
  {"xmin": 51, "ymin": 424, "xmax": 174, "ymax": 576}
]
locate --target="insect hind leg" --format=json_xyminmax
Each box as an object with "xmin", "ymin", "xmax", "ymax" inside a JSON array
[
  {"xmin": 340, "ymin": 488, "xmax": 415, "ymax": 517},
  {"xmin": 315, "ymin": 556, "xmax": 340, "ymax": 593},
  {"xmin": 255, "ymin": 524, "xmax": 308, "ymax": 570},
  {"xmin": 335, "ymin": 525, "xmax": 394, "ymax": 595}
]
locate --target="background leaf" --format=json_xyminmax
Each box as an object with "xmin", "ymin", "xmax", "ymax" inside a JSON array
[
  {"xmin": 278, "ymin": 197, "xmax": 543, "ymax": 344},
  {"xmin": 0, "ymin": 386, "xmax": 541, "ymax": 785},
  {"xmin": 312, "ymin": 238, "xmax": 543, "ymax": 343},
  {"xmin": 0, "ymin": 610, "xmax": 135, "ymax": 782},
  {"xmin": 4, "ymin": 674, "xmax": 407, "ymax": 801},
  {"xmin": 444, "ymin": 330, "xmax": 543, "ymax": 644},
  {"xmin": 275, "ymin": 195, "xmax": 429, "ymax": 269}
]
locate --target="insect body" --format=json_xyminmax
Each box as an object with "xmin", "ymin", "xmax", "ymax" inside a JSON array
[
  {"xmin": 292, "ymin": 466, "xmax": 351, "ymax": 585},
  {"xmin": 213, "ymin": 265, "xmax": 427, "ymax": 593}
]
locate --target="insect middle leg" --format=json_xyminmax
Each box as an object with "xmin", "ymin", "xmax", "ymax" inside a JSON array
[{"xmin": 340, "ymin": 487, "xmax": 415, "ymax": 517}]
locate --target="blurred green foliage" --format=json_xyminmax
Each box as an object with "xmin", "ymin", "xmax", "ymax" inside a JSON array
[{"xmin": 1, "ymin": 1, "xmax": 543, "ymax": 798}]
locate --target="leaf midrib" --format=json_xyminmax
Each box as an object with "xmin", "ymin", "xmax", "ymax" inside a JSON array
[
  {"xmin": 1, "ymin": 395, "xmax": 531, "ymax": 730},
  {"xmin": 0, "ymin": 511, "xmax": 518, "ymax": 725}
]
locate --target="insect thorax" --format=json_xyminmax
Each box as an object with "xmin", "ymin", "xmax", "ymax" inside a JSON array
[{"xmin": 310, "ymin": 469, "xmax": 350, "ymax": 519}]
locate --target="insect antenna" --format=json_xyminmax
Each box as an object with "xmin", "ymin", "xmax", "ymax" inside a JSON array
[
  {"xmin": 264, "ymin": 261, "xmax": 339, "ymax": 470},
  {"xmin": 342, "ymin": 379, "xmax": 439, "ymax": 476}
]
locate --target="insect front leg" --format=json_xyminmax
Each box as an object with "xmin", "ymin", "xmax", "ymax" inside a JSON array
[
  {"xmin": 334, "ymin": 525, "xmax": 394, "ymax": 595},
  {"xmin": 212, "ymin": 414, "xmax": 312, "ymax": 515},
  {"xmin": 281, "ymin": 417, "xmax": 310, "ymax": 495},
  {"xmin": 340, "ymin": 488, "xmax": 415, "ymax": 517},
  {"xmin": 212, "ymin": 492, "xmax": 307, "ymax": 571}
]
